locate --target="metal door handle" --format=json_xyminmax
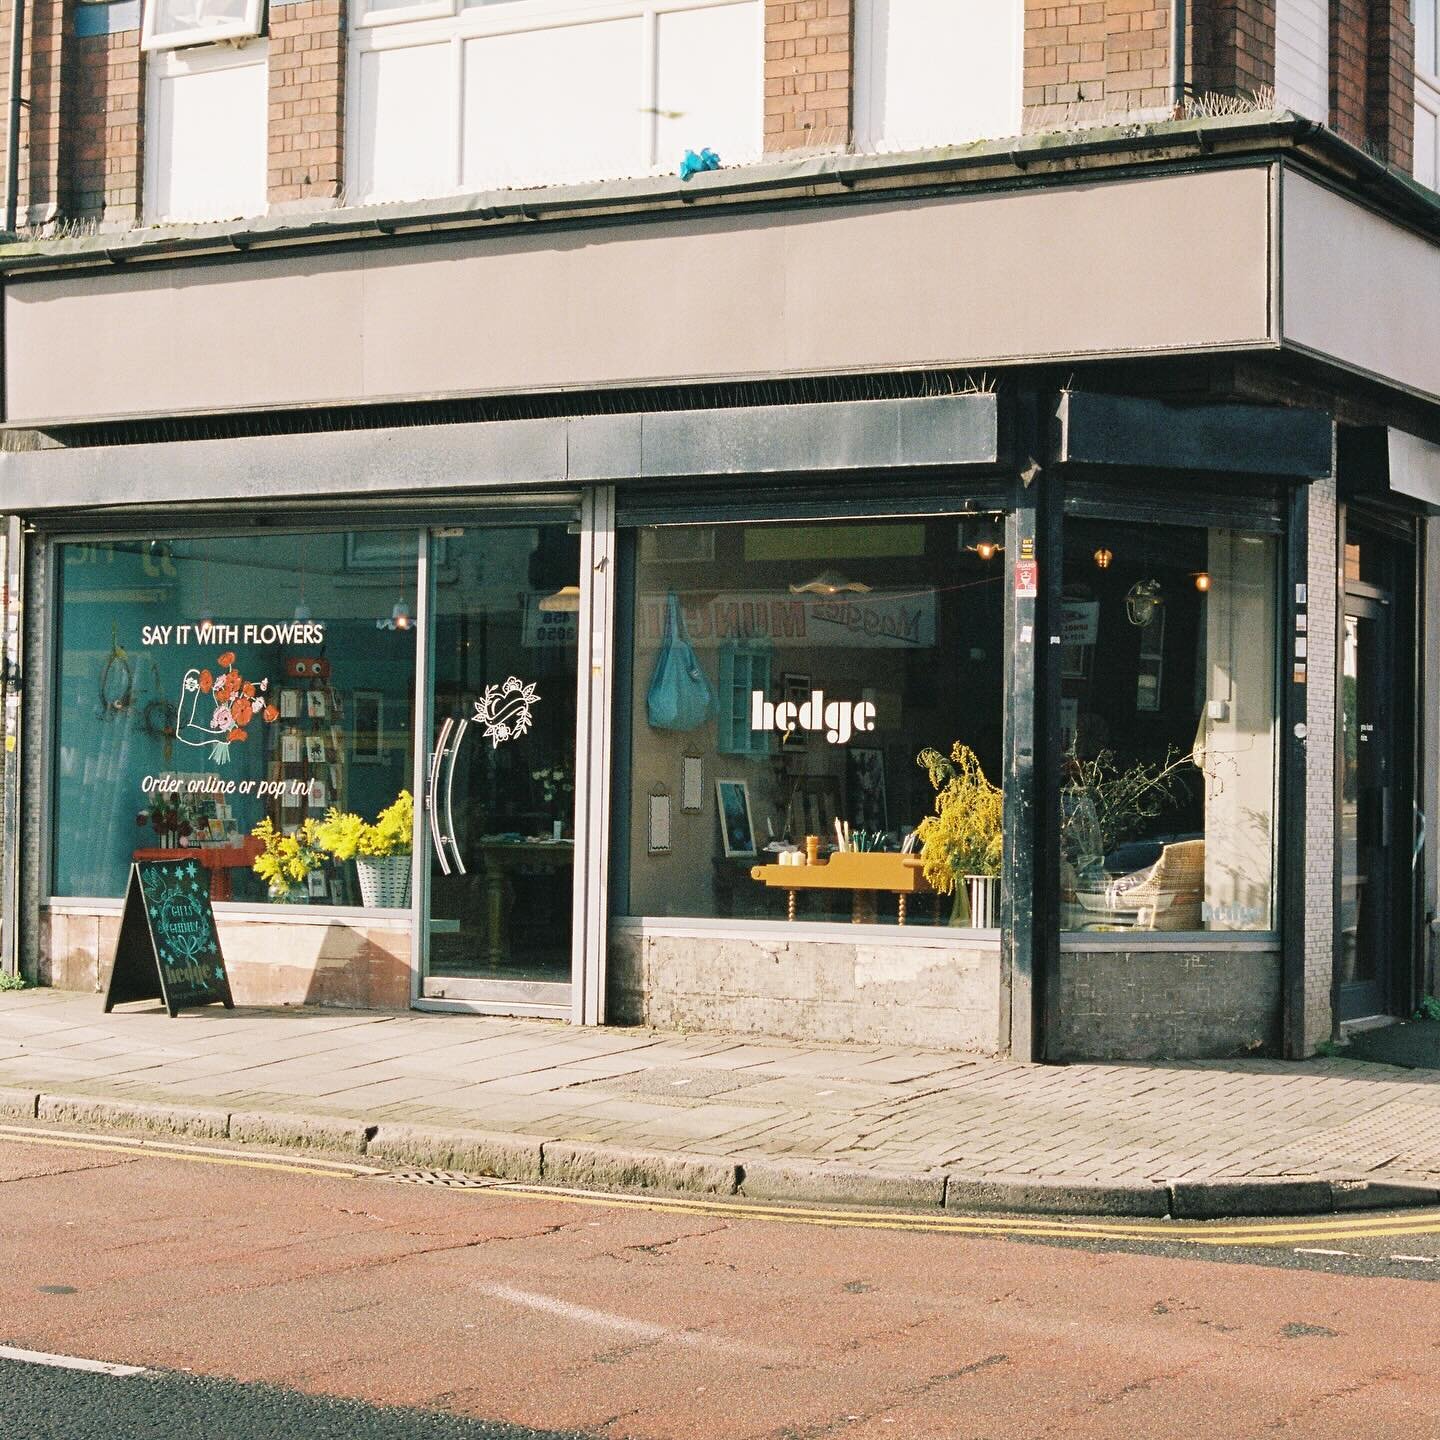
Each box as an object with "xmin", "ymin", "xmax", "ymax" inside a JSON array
[
  {"xmin": 1381, "ymin": 785, "xmax": 1392, "ymax": 841},
  {"xmin": 428, "ymin": 717, "xmax": 454, "ymax": 876},
  {"xmin": 1415, "ymin": 801, "xmax": 1426, "ymax": 871},
  {"xmin": 443, "ymin": 717, "xmax": 468, "ymax": 877}
]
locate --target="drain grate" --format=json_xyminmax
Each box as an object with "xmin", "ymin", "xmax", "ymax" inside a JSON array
[{"xmin": 372, "ymin": 1169, "xmax": 505, "ymax": 1189}]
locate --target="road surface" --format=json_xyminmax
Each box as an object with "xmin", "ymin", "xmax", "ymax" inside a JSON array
[{"xmin": 2, "ymin": 1125, "xmax": 1438, "ymax": 1438}]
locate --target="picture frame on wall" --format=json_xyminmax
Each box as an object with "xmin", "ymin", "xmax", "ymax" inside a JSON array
[
  {"xmin": 846, "ymin": 747, "xmax": 888, "ymax": 833},
  {"xmin": 716, "ymin": 779, "xmax": 757, "ymax": 858},
  {"xmin": 780, "ymin": 672, "xmax": 811, "ymax": 749},
  {"xmin": 344, "ymin": 532, "xmax": 441, "ymax": 571},
  {"xmin": 352, "ymin": 690, "xmax": 385, "ymax": 764}
]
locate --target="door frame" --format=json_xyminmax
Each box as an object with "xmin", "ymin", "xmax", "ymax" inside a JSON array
[
  {"xmin": 409, "ymin": 492, "xmax": 616, "ymax": 1021},
  {"xmin": 1334, "ymin": 508, "xmax": 1420, "ymax": 1025}
]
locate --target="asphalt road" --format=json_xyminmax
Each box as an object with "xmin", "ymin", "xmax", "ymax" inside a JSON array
[
  {"xmin": 3, "ymin": 1127, "xmax": 1440, "ymax": 1439},
  {"xmin": 0, "ymin": 1361, "xmax": 587, "ymax": 1440}
]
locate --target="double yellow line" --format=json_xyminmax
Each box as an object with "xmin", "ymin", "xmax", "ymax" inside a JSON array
[{"xmin": 3, "ymin": 1123, "xmax": 1437, "ymax": 1249}]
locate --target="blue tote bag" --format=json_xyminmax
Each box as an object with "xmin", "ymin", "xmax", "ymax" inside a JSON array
[{"xmin": 646, "ymin": 592, "xmax": 714, "ymax": 731}]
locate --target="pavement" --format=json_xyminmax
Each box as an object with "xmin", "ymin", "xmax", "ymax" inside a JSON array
[{"xmin": 3, "ymin": 988, "xmax": 1440, "ymax": 1219}]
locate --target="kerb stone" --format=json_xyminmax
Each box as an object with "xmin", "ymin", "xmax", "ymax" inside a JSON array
[
  {"xmin": 367, "ymin": 1123, "xmax": 545, "ymax": 1182},
  {"xmin": 739, "ymin": 1158, "xmax": 945, "ymax": 1209},
  {"xmin": 944, "ymin": 1174, "xmax": 1171, "ymax": 1217},
  {"xmin": 37, "ymin": 1093, "xmax": 230, "ymax": 1140},
  {"xmin": 228, "ymin": 1110, "xmax": 371, "ymax": 1155},
  {"xmin": 0, "ymin": 1087, "xmax": 39, "ymax": 1120},
  {"xmin": 542, "ymin": 1141, "xmax": 737, "ymax": 1195},
  {"xmin": 1169, "ymin": 1178, "xmax": 1333, "ymax": 1218}
]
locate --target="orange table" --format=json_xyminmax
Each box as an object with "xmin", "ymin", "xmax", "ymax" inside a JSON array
[
  {"xmin": 132, "ymin": 838, "xmax": 265, "ymax": 901},
  {"xmin": 750, "ymin": 852, "xmax": 934, "ymax": 924}
]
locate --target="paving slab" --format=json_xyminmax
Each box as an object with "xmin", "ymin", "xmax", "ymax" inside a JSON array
[{"xmin": 5, "ymin": 990, "xmax": 1440, "ymax": 1216}]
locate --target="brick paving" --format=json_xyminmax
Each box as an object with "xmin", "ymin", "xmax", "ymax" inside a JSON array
[{"xmin": 3, "ymin": 988, "xmax": 1440, "ymax": 1186}]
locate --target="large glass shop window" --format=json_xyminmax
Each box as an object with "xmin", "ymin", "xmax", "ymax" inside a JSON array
[
  {"xmin": 1058, "ymin": 519, "xmax": 1278, "ymax": 933},
  {"xmin": 52, "ymin": 533, "xmax": 419, "ymax": 905},
  {"xmin": 625, "ymin": 516, "xmax": 1005, "ymax": 925}
]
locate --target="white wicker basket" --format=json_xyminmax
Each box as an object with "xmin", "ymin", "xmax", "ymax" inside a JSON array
[
  {"xmin": 965, "ymin": 874, "xmax": 998, "ymax": 928},
  {"xmin": 356, "ymin": 854, "xmax": 411, "ymax": 908}
]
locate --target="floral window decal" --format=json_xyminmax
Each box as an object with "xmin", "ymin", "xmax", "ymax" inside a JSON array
[{"xmin": 175, "ymin": 650, "xmax": 278, "ymax": 764}]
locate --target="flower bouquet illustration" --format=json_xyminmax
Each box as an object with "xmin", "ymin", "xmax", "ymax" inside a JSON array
[
  {"xmin": 176, "ymin": 650, "xmax": 279, "ymax": 764},
  {"xmin": 473, "ymin": 675, "xmax": 540, "ymax": 748}
]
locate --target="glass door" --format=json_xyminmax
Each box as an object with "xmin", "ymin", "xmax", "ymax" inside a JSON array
[
  {"xmin": 420, "ymin": 523, "xmax": 580, "ymax": 1009},
  {"xmin": 1339, "ymin": 598, "xmax": 1393, "ymax": 1021}
]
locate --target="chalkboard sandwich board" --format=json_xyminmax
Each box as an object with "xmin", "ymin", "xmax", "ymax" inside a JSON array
[{"xmin": 103, "ymin": 859, "xmax": 234, "ymax": 1019}]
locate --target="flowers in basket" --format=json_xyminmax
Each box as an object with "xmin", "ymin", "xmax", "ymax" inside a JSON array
[
  {"xmin": 250, "ymin": 816, "xmax": 327, "ymax": 900},
  {"xmin": 251, "ymin": 792, "xmax": 415, "ymax": 908},
  {"xmin": 313, "ymin": 791, "xmax": 415, "ymax": 861}
]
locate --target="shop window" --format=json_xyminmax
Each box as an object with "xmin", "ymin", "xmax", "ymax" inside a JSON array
[
  {"xmin": 145, "ymin": 40, "xmax": 268, "ymax": 223},
  {"xmin": 853, "ymin": 0, "xmax": 1022, "ymax": 152},
  {"xmin": 350, "ymin": 0, "xmax": 761, "ymax": 204},
  {"xmin": 51, "ymin": 532, "xmax": 419, "ymax": 907},
  {"xmin": 1059, "ymin": 519, "xmax": 1278, "ymax": 934},
  {"xmin": 623, "ymin": 515, "xmax": 1005, "ymax": 927}
]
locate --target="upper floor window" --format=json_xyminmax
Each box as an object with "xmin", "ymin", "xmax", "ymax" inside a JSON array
[
  {"xmin": 1417, "ymin": 0, "xmax": 1438, "ymax": 81},
  {"xmin": 141, "ymin": 0, "xmax": 265, "ymax": 51},
  {"xmin": 350, "ymin": 0, "xmax": 762, "ymax": 205},
  {"xmin": 853, "ymin": 0, "xmax": 1023, "ymax": 152}
]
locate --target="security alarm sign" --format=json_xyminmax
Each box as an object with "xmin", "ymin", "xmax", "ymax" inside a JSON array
[{"xmin": 1014, "ymin": 559, "xmax": 1038, "ymax": 599}]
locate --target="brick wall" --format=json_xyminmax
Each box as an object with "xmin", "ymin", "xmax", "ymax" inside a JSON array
[
  {"xmin": 0, "ymin": 0, "xmax": 66, "ymax": 226},
  {"xmin": 1365, "ymin": 0, "xmax": 1414, "ymax": 169},
  {"xmin": 1332, "ymin": 0, "xmax": 1414, "ymax": 165},
  {"xmin": 1191, "ymin": 0, "xmax": 1275, "ymax": 96},
  {"xmin": 63, "ymin": 27, "xmax": 143, "ymax": 226},
  {"xmin": 268, "ymin": 0, "xmax": 345, "ymax": 207},
  {"xmin": 764, "ymin": 0, "xmax": 851, "ymax": 152},
  {"xmin": 1025, "ymin": 0, "xmax": 1169, "ymax": 121}
]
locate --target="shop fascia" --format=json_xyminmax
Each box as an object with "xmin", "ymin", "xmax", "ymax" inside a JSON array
[{"xmin": 751, "ymin": 690, "xmax": 876, "ymax": 746}]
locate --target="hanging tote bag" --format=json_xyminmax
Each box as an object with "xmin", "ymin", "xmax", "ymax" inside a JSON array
[{"xmin": 646, "ymin": 592, "xmax": 715, "ymax": 731}]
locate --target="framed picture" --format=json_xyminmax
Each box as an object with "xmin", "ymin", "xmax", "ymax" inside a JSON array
[
  {"xmin": 306, "ymin": 690, "xmax": 327, "ymax": 720},
  {"xmin": 846, "ymin": 747, "xmax": 888, "ymax": 833},
  {"xmin": 306, "ymin": 870, "xmax": 327, "ymax": 899},
  {"xmin": 279, "ymin": 689, "xmax": 299, "ymax": 719},
  {"xmin": 352, "ymin": 690, "xmax": 385, "ymax": 764},
  {"xmin": 681, "ymin": 754, "xmax": 704, "ymax": 813},
  {"xmin": 344, "ymin": 532, "xmax": 439, "ymax": 571},
  {"xmin": 780, "ymin": 672, "xmax": 811, "ymax": 750},
  {"xmin": 715, "ymin": 779, "xmax": 757, "ymax": 858},
  {"xmin": 281, "ymin": 732, "xmax": 300, "ymax": 764},
  {"xmin": 304, "ymin": 736, "xmax": 327, "ymax": 764},
  {"xmin": 648, "ymin": 788, "xmax": 672, "ymax": 854}
]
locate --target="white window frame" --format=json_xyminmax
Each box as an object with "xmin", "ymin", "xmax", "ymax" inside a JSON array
[
  {"xmin": 1417, "ymin": 0, "xmax": 1438, "ymax": 81},
  {"xmin": 348, "ymin": 0, "xmax": 763, "ymax": 200},
  {"xmin": 141, "ymin": 0, "xmax": 266, "ymax": 52},
  {"xmin": 144, "ymin": 38, "xmax": 270, "ymax": 222}
]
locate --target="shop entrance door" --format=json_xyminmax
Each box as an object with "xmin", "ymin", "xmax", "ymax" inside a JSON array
[
  {"xmin": 1339, "ymin": 595, "xmax": 1395, "ymax": 1021},
  {"xmin": 420, "ymin": 524, "xmax": 580, "ymax": 1012}
]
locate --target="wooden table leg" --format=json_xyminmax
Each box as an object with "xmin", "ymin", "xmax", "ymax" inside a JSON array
[
  {"xmin": 787, "ymin": 889, "xmax": 797, "ymax": 922},
  {"xmin": 486, "ymin": 865, "xmax": 507, "ymax": 964},
  {"xmin": 897, "ymin": 892, "xmax": 907, "ymax": 926}
]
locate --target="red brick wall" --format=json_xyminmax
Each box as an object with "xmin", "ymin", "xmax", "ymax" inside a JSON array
[
  {"xmin": 1191, "ymin": 0, "xmax": 1275, "ymax": 96},
  {"xmin": 1024, "ymin": 0, "xmax": 1170, "ymax": 120},
  {"xmin": 0, "ymin": 0, "xmax": 66, "ymax": 226},
  {"xmin": 63, "ymin": 27, "xmax": 143, "ymax": 226},
  {"xmin": 268, "ymin": 0, "xmax": 345, "ymax": 206},
  {"xmin": 1365, "ymin": 0, "xmax": 1414, "ymax": 168},
  {"xmin": 1331, "ymin": 0, "xmax": 1415, "ymax": 167},
  {"xmin": 764, "ymin": 0, "xmax": 851, "ymax": 152}
]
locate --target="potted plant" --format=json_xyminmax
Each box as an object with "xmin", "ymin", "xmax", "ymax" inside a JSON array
[
  {"xmin": 914, "ymin": 743, "xmax": 1003, "ymax": 926},
  {"xmin": 315, "ymin": 790, "xmax": 414, "ymax": 908},
  {"xmin": 250, "ymin": 816, "xmax": 327, "ymax": 902}
]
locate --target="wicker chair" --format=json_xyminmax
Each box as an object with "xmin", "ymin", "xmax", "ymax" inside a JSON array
[{"xmin": 1100, "ymin": 839, "xmax": 1205, "ymax": 931}]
